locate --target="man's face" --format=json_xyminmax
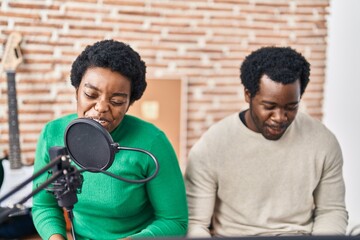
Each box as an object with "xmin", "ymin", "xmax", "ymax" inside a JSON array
[
  {"xmin": 244, "ymin": 74, "xmax": 301, "ymax": 140},
  {"xmin": 76, "ymin": 67, "xmax": 131, "ymax": 133}
]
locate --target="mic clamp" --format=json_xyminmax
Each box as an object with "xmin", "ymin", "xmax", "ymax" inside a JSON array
[{"xmin": 45, "ymin": 147, "xmax": 83, "ymax": 210}]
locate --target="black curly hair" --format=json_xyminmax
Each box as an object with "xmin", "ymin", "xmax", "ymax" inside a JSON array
[
  {"xmin": 240, "ymin": 46, "xmax": 310, "ymax": 98},
  {"xmin": 70, "ymin": 39, "xmax": 147, "ymax": 104}
]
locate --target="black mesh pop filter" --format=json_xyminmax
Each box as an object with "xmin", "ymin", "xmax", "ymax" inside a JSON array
[{"xmin": 64, "ymin": 118, "xmax": 119, "ymax": 171}]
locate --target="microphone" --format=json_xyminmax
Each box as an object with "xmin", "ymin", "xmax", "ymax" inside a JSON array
[
  {"xmin": 64, "ymin": 118, "xmax": 119, "ymax": 171},
  {"xmin": 44, "ymin": 146, "xmax": 83, "ymax": 240},
  {"xmin": 64, "ymin": 118, "xmax": 159, "ymax": 183}
]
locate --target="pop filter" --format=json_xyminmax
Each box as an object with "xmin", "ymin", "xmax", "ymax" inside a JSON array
[{"xmin": 64, "ymin": 118, "xmax": 119, "ymax": 171}]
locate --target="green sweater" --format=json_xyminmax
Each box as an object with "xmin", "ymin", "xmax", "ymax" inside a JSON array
[{"xmin": 32, "ymin": 114, "xmax": 188, "ymax": 240}]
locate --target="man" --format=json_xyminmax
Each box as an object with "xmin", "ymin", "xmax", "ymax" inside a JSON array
[{"xmin": 185, "ymin": 46, "xmax": 348, "ymax": 237}]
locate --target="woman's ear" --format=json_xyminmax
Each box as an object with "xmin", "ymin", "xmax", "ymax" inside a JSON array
[
  {"xmin": 125, "ymin": 100, "xmax": 133, "ymax": 113},
  {"xmin": 75, "ymin": 88, "xmax": 79, "ymax": 101}
]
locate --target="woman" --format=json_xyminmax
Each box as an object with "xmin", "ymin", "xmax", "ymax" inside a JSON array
[{"xmin": 32, "ymin": 40, "xmax": 188, "ymax": 240}]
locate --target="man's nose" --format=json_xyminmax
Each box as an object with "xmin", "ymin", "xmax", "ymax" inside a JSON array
[{"xmin": 272, "ymin": 108, "xmax": 287, "ymax": 122}]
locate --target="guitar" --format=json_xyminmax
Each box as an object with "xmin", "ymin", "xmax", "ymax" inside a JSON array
[
  {"xmin": 0, "ymin": 32, "xmax": 33, "ymax": 208},
  {"xmin": 1, "ymin": 32, "xmax": 23, "ymax": 169}
]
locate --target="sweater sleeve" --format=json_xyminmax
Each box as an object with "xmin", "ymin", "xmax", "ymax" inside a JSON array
[
  {"xmin": 184, "ymin": 137, "xmax": 216, "ymax": 238},
  {"xmin": 32, "ymin": 125, "xmax": 68, "ymax": 240},
  {"xmin": 312, "ymin": 134, "xmax": 348, "ymax": 235},
  {"xmin": 128, "ymin": 132, "xmax": 188, "ymax": 238}
]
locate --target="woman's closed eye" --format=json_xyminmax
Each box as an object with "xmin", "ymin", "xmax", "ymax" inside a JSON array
[
  {"xmin": 111, "ymin": 100, "xmax": 126, "ymax": 106},
  {"xmin": 84, "ymin": 91, "xmax": 97, "ymax": 99}
]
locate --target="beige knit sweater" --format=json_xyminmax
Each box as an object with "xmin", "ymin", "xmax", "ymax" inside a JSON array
[{"xmin": 185, "ymin": 112, "xmax": 348, "ymax": 237}]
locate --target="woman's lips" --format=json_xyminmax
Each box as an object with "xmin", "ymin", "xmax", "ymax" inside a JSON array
[{"xmin": 88, "ymin": 117, "xmax": 109, "ymax": 126}]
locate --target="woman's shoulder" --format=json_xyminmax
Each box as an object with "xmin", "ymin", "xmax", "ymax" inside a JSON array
[
  {"xmin": 43, "ymin": 113, "xmax": 77, "ymax": 132},
  {"xmin": 114, "ymin": 114, "xmax": 170, "ymax": 149},
  {"xmin": 121, "ymin": 114, "xmax": 163, "ymax": 134}
]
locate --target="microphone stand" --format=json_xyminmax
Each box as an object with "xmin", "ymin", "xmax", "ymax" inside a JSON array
[
  {"xmin": 0, "ymin": 155, "xmax": 64, "ymax": 222},
  {"xmin": 0, "ymin": 147, "xmax": 82, "ymax": 240}
]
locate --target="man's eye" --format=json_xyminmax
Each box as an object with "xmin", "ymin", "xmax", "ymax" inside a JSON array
[
  {"xmin": 286, "ymin": 105, "xmax": 298, "ymax": 111},
  {"xmin": 264, "ymin": 105, "xmax": 275, "ymax": 110}
]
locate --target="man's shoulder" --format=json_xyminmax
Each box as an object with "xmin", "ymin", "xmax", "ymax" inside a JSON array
[
  {"xmin": 296, "ymin": 112, "xmax": 327, "ymax": 128},
  {"xmin": 207, "ymin": 112, "xmax": 239, "ymax": 132},
  {"xmin": 194, "ymin": 112, "xmax": 240, "ymax": 147},
  {"xmin": 294, "ymin": 111, "xmax": 336, "ymax": 139}
]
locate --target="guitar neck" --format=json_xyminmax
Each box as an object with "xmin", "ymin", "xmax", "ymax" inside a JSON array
[{"xmin": 6, "ymin": 71, "xmax": 22, "ymax": 169}]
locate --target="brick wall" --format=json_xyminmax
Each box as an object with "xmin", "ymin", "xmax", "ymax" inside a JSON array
[{"xmin": 0, "ymin": 0, "xmax": 330, "ymax": 166}]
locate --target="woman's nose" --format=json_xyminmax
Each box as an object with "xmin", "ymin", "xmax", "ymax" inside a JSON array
[{"xmin": 94, "ymin": 100, "xmax": 109, "ymax": 112}]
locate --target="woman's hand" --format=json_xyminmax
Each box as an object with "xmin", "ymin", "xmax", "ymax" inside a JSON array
[{"xmin": 49, "ymin": 234, "xmax": 66, "ymax": 240}]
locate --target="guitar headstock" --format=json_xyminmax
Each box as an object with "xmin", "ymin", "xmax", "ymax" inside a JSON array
[{"xmin": 1, "ymin": 32, "xmax": 23, "ymax": 72}]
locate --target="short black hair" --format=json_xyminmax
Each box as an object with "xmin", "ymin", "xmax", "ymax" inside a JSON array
[
  {"xmin": 240, "ymin": 46, "xmax": 310, "ymax": 98},
  {"xmin": 70, "ymin": 39, "xmax": 147, "ymax": 104}
]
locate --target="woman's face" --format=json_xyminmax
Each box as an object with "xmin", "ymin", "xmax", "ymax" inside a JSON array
[{"xmin": 76, "ymin": 67, "xmax": 131, "ymax": 133}]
